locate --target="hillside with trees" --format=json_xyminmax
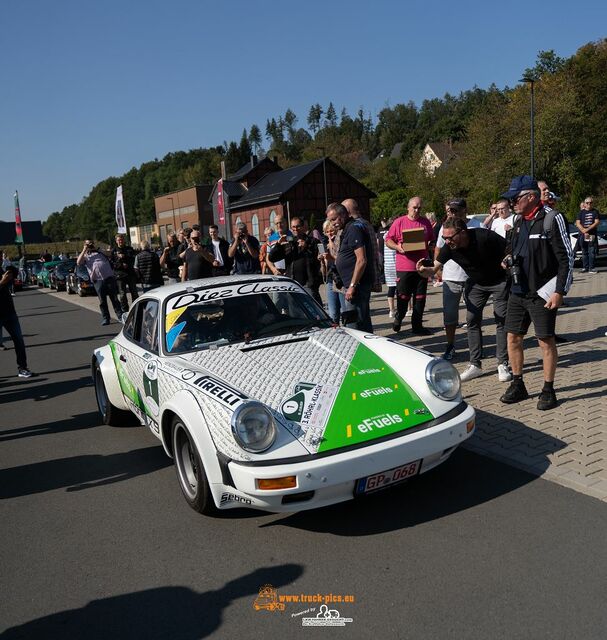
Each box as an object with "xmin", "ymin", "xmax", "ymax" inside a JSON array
[{"xmin": 43, "ymin": 40, "xmax": 607, "ymax": 241}]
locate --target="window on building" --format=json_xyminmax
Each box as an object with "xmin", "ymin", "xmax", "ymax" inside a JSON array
[
  {"xmin": 251, "ymin": 214, "xmax": 259, "ymax": 239},
  {"xmin": 269, "ymin": 210, "xmax": 276, "ymax": 230}
]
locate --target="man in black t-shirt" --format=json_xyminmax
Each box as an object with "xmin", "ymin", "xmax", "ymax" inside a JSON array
[
  {"xmin": 576, "ymin": 196, "xmax": 600, "ymax": 273},
  {"xmin": 417, "ymin": 217, "xmax": 511, "ymax": 383},
  {"xmin": 0, "ymin": 265, "xmax": 33, "ymax": 378},
  {"xmin": 326, "ymin": 202, "xmax": 373, "ymax": 332},
  {"xmin": 228, "ymin": 222, "xmax": 261, "ymax": 274},
  {"xmin": 182, "ymin": 230, "xmax": 214, "ymax": 281}
]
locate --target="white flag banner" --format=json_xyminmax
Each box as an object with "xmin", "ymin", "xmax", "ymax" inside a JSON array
[{"xmin": 115, "ymin": 185, "xmax": 127, "ymax": 234}]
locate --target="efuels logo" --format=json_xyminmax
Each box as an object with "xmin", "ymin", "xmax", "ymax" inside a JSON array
[
  {"xmin": 357, "ymin": 413, "xmax": 402, "ymax": 433},
  {"xmin": 359, "ymin": 386, "xmax": 393, "ymax": 399}
]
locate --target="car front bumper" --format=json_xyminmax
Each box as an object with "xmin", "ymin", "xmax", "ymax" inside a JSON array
[{"xmin": 224, "ymin": 402, "xmax": 475, "ymax": 512}]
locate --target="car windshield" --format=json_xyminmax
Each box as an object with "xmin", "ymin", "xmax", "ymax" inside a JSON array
[
  {"xmin": 164, "ymin": 282, "xmax": 332, "ymax": 354},
  {"xmin": 75, "ymin": 265, "xmax": 89, "ymax": 279},
  {"xmin": 55, "ymin": 262, "xmax": 75, "ymax": 275}
]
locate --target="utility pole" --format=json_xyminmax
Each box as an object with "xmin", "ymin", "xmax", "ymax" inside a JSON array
[{"xmin": 520, "ymin": 74, "xmax": 536, "ymax": 178}]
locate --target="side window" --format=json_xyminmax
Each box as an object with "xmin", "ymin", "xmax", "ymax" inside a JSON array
[
  {"xmin": 138, "ymin": 300, "xmax": 159, "ymax": 353},
  {"xmin": 123, "ymin": 303, "xmax": 138, "ymax": 340}
]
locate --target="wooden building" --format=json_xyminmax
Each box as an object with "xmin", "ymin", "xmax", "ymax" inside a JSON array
[{"xmin": 210, "ymin": 157, "xmax": 376, "ymax": 239}]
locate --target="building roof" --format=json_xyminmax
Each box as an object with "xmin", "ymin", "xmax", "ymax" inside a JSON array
[
  {"xmin": 230, "ymin": 159, "xmax": 326, "ymax": 210},
  {"xmin": 425, "ymin": 142, "xmax": 456, "ymax": 163}
]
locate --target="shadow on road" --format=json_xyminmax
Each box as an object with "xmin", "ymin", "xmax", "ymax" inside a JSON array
[
  {"xmin": 0, "ymin": 411, "xmax": 101, "ymax": 443},
  {"xmin": 0, "ymin": 376, "xmax": 92, "ymax": 402},
  {"xmin": 0, "ymin": 445, "xmax": 171, "ymax": 498},
  {"xmin": 1, "ymin": 564, "xmax": 304, "ymax": 639},
  {"xmin": 262, "ymin": 414, "xmax": 564, "ymax": 536}
]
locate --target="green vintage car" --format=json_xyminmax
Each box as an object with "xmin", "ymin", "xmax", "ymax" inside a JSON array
[{"xmin": 37, "ymin": 260, "xmax": 63, "ymax": 288}]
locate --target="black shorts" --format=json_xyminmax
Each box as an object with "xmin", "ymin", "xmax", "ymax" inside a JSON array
[{"xmin": 505, "ymin": 293, "xmax": 557, "ymax": 338}]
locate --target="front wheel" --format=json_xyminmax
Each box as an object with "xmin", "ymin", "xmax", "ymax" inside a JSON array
[
  {"xmin": 172, "ymin": 418, "xmax": 216, "ymax": 514},
  {"xmin": 94, "ymin": 360, "xmax": 137, "ymax": 427}
]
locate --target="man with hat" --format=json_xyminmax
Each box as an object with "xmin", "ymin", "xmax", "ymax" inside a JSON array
[{"xmin": 499, "ymin": 175, "xmax": 574, "ymax": 410}]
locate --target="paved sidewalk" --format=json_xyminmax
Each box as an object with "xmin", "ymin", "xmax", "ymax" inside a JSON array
[
  {"xmin": 46, "ymin": 270, "xmax": 607, "ymax": 502},
  {"xmin": 371, "ymin": 270, "xmax": 607, "ymax": 502}
]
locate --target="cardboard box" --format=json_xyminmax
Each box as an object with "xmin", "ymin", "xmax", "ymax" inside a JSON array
[{"xmin": 401, "ymin": 227, "xmax": 426, "ymax": 252}]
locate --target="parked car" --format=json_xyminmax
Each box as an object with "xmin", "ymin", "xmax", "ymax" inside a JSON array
[
  {"xmin": 37, "ymin": 260, "xmax": 62, "ymax": 288},
  {"xmin": 66, "ymin": 264, "xmax": 95, "ymax": 296},
  {"xmin": 28, "ymin": 261, "xmax": 44, "ymax": 285},
  {"xmin": 92, "ymin": 276, "xmax": 475, "ymax": 515},
  {"xmin": 49, "ymin": 259, "xmax": 77, "ymax": 291}
]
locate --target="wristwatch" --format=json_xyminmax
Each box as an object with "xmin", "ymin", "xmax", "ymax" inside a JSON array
[{"xmin": 348, "ymin": 283, "xmax": 358, "ymax": 288}]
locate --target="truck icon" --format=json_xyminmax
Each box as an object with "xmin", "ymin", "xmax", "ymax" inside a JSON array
[{"xmin": 253, "ymin": 584, "xmax": 285, "ymax": 611}]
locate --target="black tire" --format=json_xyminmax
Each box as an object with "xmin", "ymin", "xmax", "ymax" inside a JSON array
[
  {"xmin": 67, "ymin": 284, "xmax": 74, "ymax": 294},
  {"xmin": 172, "ymin": 417, "xmax": 216, "ymax": 514},
  {"xmin": 93, "ymin": 360, "xmax": 138, "ymax": 427},
  {"xmin": 78, "ymin": 284, "xmax": 85, "ymax": 297}
]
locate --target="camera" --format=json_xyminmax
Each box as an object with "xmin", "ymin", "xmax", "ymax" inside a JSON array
[{"xmin": 504, "ymin": 255, "xmax": 522, "ymax": 286}]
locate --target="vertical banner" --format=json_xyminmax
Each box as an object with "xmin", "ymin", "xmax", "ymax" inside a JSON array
[
  {"xmin": 217, "ymin": 178, "xmax": 225, "ymax": 224},
  {"xmin": 14, "ymin": 191, "xmax": 24, "ymax": 244},
  {"xmin": 115, "ymin": 185, "xmax": 127, "ymax": 234}
]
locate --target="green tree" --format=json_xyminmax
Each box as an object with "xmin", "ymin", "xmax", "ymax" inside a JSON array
[
  {"xmin": 325, "ymin": 102, "xmax": 337, "ymax": 128},
  {"xmin": 307, "ymin": 104, "xmax": 323, "ymax": 134},
  {"xmin": 248, "ymin": 124, "xmax": 262, "ymax": 154}
]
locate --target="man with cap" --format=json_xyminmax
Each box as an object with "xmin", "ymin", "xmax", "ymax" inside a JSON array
[{"xmin": 499, "ymin": 175, "xmax": 574, "ymax": 410}]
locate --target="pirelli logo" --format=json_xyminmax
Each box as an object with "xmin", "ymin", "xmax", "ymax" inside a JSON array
[{"xmin": 181, "ymin": 371, "xmax": 247, "ymax": 407}]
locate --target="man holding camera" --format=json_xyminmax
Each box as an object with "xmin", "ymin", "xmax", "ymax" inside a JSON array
[
  {"xmin": 499, "ymin": 175, "xmax": 574, "ymax": 410},
  {"xmin": 77, "ymin": 240, "xmax": 123, "ymax": 325},
  {"xmin": 110, "ymin": 234, "xmax": 138, "ymax": 313},
  {"xmin": 228, "ymin": 222, "xmax": 261, "ymax": 274},
  {"xmin": 417, "ymin": 217, "xmax": 511, "ymax": 382}
]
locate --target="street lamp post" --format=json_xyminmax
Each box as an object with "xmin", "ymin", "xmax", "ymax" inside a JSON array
[{"xmin": 520, "ymin": 75, "xmax": 536, "ymax": 178}]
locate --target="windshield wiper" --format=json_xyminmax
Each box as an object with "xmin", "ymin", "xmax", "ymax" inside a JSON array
[{"xmin": 291, "ymin": 321, "xmax": 326, "ymax": 335}]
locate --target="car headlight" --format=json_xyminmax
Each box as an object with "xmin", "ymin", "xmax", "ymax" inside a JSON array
[
  {"xmin": 231, "ymin": 401, "xmax": 276, "ymax": 452},
  {"xmin": 425, "ymin": 358, "xmax": 461, "ymax": 401}
]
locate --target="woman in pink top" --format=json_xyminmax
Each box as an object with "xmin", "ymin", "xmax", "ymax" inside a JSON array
[{"xmin": 385, "ymin": 196, "xmax": 434, "ymax": 335}]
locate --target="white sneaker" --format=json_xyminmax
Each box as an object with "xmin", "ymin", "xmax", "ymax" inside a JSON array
[
  {"xmin": 497, "ymin": 363, "xmax": 512, "ymax": 382},
  {"xmin": 405, "ymin": 309, "xmax": 413, "ymax": 317},
  {"xmin": 460, "ymin": 364, "xmax": 483, "ymax": 381},
  {"xmin": 388, "ymin": 310, "xmax": 394, "ymax": 318}
]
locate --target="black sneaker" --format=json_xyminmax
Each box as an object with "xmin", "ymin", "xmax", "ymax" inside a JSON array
[
  {"xmin": 411, "ymin": 327, "xmax": 431, "ymax": 336},
  {"xmin": 392, "ymin": 313, "xmax": 402, "ymax": 333},
  {"xmin": 101, "ymin": 319, "xmax": 111, "ymax": 326},
  {"xmin": 500, "ymin": 381, "xmax": 529, "ymax": 404},
  {"xmin": 537, "ymin": 389, "xmax": 558, "ymax": 411},
  {"xmin": 18, "ymin": 368, "xmax": 33, "ymax": 378},
  {"xmin": 554, "ymin": 335, "xmax": 568, "ymax": 344},
  {"xmin": 442, "ymin": 344, "xmax": 456, "ymax": 360}
]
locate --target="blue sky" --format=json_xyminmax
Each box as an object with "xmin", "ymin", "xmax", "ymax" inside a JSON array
[{"xmin": 1, "ymin": 0, "xmax": 605, "ymax": 222}]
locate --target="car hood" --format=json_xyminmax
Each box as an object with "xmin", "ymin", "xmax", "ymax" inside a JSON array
[{"xmin": 176, "ymin": 328, "xmax": 438, "ymax": 455}]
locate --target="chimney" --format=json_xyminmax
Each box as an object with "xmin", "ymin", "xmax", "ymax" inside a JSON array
[
  {"xmin": 250, "ymin": 155, "xmax": 258, "ymax": 168},
  {"xmin": 220, "ymin": 161, "xmax": 226, "ymax": 180}
]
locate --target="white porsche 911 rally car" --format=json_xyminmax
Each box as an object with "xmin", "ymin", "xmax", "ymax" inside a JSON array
[{"xmin": 92, "ymin": 275, "xmax": 475, "ymax": 514}]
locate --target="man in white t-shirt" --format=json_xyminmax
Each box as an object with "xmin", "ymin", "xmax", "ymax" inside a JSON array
[
  {"xmin": 489, "ymin": 198, "xmax": 515, "ymax": 238},
  {"xmin": 435, "ymin": 198, "xmax": 482, "ymax": 360}
]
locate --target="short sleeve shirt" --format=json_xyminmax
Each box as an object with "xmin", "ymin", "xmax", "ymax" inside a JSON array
[
  {"xmin": 233, "ymin": 236, "xmax": 261, "ymax": 274},
  {"xmin": 578, "ymin": 209, "xmax": 599, "ymax": 236},
  {"xmin": 437, "ymin": 228, "xmax": 507, "ymax": 286},
  {"xmin": 336, "ymin": 219, "xmax": 374, "ymax": 287},
  {"xmin": 385, "ymin": 215, "xmax": 434, "ymax": 271},
  {"xmin": 436, "ymin": 217, "xmax": 482, "ymax": 281}
]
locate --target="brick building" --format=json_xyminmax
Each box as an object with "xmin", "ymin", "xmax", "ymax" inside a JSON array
[
  {"xmin": 154, "ymin": 185, "xmax": 214, "ymax": 244},
  {"xmin": 211, "ymin": 157, "xmax": 376, "ymax": 239}
]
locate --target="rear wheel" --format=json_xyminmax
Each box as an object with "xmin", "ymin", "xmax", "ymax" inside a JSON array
[
  {"xmin": 94, "ymin": 360, "xmax": 137, "ymax": 426},
  {"xmin": 172, "ymin": 418, "xmax": 216, "ymax": 514},
  {"xmin": 78, "ymin": 283, "xmax": 85, "ymax": 297}
]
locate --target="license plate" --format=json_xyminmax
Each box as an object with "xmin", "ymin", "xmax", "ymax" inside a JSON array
[{"xmin": 355, "ymin": 459, "xmax": 421, "ymax": 495}]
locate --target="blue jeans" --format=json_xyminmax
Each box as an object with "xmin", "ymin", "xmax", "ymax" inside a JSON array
[
  {"xmin": 0, "ymin": 311, "xmax": 28, "ymax": 369},
  {"xmin": 325, "ymin": 280, "xmax": 344, "ymax": 324},
  {"xmin": 342, "ymin": 282, "xmax": 373, "ymax": 333},
  {"xmin": 580, "ymin": 238, "xmax": 597, "ymax": 271}
]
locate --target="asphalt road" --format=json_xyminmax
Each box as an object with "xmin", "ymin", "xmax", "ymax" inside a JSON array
[{"xmin": 2, "ymin": 288, "xmax": 607, "ymax": 639}]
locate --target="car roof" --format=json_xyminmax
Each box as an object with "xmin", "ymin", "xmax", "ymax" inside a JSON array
[{"xmin": 137, "ymin": 274, "xmax": 298, "ymax": 302}]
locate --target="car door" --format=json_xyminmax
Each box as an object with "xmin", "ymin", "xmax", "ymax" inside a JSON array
[{"xmin": 115, "ymin": 298, "xmax": 162, "ymax": 435}]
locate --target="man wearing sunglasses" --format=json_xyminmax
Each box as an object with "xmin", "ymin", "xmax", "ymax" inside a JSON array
[
  {"xmin": 417, "ymin": 217, "xmax": 510, "ymax": 383},
  {"xmin": 499, "ymin": 175, "xmax": 574, "ymax": 410},
  {"xmin": 181, "ymin": 230, "xmax": 215, "ymax": 281},
  {"xmin": 576, "ymin": 196, "xmax": 600, "ymax": 273}
]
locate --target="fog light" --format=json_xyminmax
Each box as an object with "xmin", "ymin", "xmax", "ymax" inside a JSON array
[
  {"xmin": 257, "ymin": 476, "xmax": 297, "ymax": 490},
  {"xmin": 466, "ymin": 419, "xmax": 475, "ymax": 433}
]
